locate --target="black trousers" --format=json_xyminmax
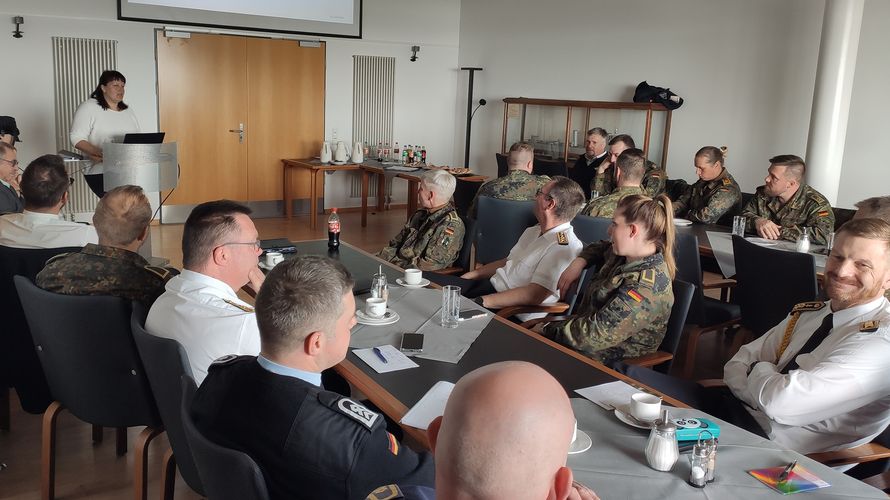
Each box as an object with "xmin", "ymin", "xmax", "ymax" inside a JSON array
[
  {"xmin": 84, "ymin": 173, "xmax": 105, "ymax": 198},
  {"xmin": 427, "ymin": 273, "xmax": 496, "ymax": 298}
]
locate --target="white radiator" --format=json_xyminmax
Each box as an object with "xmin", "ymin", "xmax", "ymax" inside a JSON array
[
  {"xmin": 350, "ymin": 55, "xmax": 395, "ymax": 199},
  {"xmin": 52, "ymin": 37, "xmax": 118, "ymax": 219}
]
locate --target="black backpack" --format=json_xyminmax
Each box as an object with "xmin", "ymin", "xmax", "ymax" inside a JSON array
[{"xmin": 633, "ymin": 81, "xmax": 684, "ymax": 110}]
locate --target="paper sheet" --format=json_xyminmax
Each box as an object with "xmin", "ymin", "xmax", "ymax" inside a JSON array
[
  {"xmin": 400, "ymin": 381, "xmax": 455, "ymax": 430},
  {"xmin": 574, "ymin": 380, "xmax": 641, "ymax": 410},
  {"xmin": 353, "ymin": 345, "xmax": 419, "ymax": 373}
]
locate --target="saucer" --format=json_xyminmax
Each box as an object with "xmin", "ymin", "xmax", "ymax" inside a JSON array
[
  {"xmin": 747, "ymin": 237, "xmax": 780, "ymax": 247},
  {"xmin": 396, "ymin": 278, "xmax": 431, "ymax": 288},
  {"xmin": 673, "ymin": 218, "xmax": 693, "ymax": 226},
  {"xmin": 568, "ymin": 430, "xmax": 592, "ymax": 454},
  {"xmin": 258, "ymin": 261, "xmax": 282, "ymax": 271},
  {"xmin": 614, "ymin": 407, "xmax": 656, "ymax": 430},
  {"xmin": 356, "ymin": 309, "xmax": 400, "ymax": 326},
  {"xmin": 331, "ymin": 160, "xmax": 347, "ymax": 165}
]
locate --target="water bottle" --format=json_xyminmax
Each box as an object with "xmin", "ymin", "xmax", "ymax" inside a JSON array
[
  {"xmin": 401, "ymin": 146, "xmax": 408, "ymax": 164},
  {"xmin": 795, "ymin": 227, "xmax": 810, "ymax": 253},
  {"xmin": 393, "ymin": 142, "xmax": 400, "ymax": 161},
  {"xmin": 328, "ymin": 208, "xmax": 341, "ymax": 249},
  {"xmin": 420, "ymin": 146, "xmax": 427, "ymax": 164}
]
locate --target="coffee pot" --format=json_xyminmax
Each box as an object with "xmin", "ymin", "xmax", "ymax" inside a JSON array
[
  {"xmin": 320, "ymin": 142, "xmax": 332, "ymax": 163},
  {"xmin": 334, "ymin": 141, "xmax": 348, "ymax": 163},
  {"xmin": 351, "ymin": 141, "xmax": 364, "ymax": 163}
]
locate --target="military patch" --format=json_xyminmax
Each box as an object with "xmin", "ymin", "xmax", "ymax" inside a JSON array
[
  {"xmin": 627, "ymin": 290, "xmax": 643, "ymax": 302},
  {"xmin": 818, "ymin": 210, "xmax": 830, "ymax": 217},
  {"xmin": 444, "ymin": 227, "xmax": 455, "ymax": 237},
  {"xmin": 639, "ymin": 269, "xmax": 656, "ymax": 286},
  {"xmin": 386, "ymin": 431, "xmax": 399, "ymax": 456},
  {"xmin": 861, "ymin": 320, "xmax": 881, "ymax": 333},
  {"xmin": 144, "ymin": 265, "xmax": 172, "ymax": 281},
  {"xmin": 222, "ymin": 298, "xmax": 254, "ymax": 313},
  {"xmin": 722, "ymin": 177, "xmax": 732, "ymax": 186},
  {"xmin": 366, "ymin": 485, "xmax": 404, "ymax": 500},
  {"xmin": 792, "ymin": 301, "xmax": 825, "ymax": 313},
  {"xmin": 556, "ymin": 231, "xmax": 569, "ymax": 245},
  {"xmin": 337, "ymin": 398, "xmax": 379, "ymax": 429},
  {"xmin": 211, "ymin": 354, "xmax": 239, "ymax": 366}
]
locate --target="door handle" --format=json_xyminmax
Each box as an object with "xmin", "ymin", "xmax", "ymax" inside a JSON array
[{"xmin": 228, "ymin": 123, "xmax": 244, "ymax": 143}]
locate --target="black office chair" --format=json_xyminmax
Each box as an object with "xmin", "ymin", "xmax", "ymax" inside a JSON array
[
  {"xmin": 731, "ymin": 235, "xmax": 818, "ymax": 339},
  {"xmin": 431, "ymin": 216, "xmax": 476, "ymax": 276},
  {"xmin": 533, "ymin": 157, "xmax": 568, "ymax": 178},
  {"xmin": 0, "ymin": 245, "xmax": 81, "ymax": 422},
  {"xmin": 475, "ymin": 196, "xmax": 537, "ymax": 265},
  {"xmin": 621, "ymin": 279, "xmax": 696, "ymax": 374},
  {"xmin": 674, "ymin": 233, "xmax": 741, "ymax": 378},
  {"xmin": 495, "ymin": 153, "xmax": 509, "ymax": 178},
  {"xmin": 131, "ymin": 304, "xmax": 205, "ymax": 499},
  {"xmin": 181, "ymin": 376, "xmax": 271, "ymax": 500},
  {"xmin": 14, "ymin": 276, "xmax": 163, "ymax": 500},
  {"xmin": 571, "ymin": 215, "xmax": 612, "ymax": 245},
  {"xmin": 453, "ymin": 177, "xmax": 484, "ymax": 218},
  {"xmin": 833, "ymin": 207, "xmax": 856, "ymax": 231}
]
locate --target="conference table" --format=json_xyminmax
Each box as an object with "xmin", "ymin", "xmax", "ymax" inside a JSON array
[{"xmin": 284, "ymin": 239, "xmax": 884, "ymax": 499}]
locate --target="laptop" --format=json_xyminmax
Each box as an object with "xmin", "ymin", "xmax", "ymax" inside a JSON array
[{"xmin": 123, "ymin": 132, "xmax": 165, "ymax": 144}]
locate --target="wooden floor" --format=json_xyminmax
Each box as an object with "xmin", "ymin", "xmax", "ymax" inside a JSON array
[{"xmin": 0, "ymin": 207, "xmax": 734, "ymax": 499}]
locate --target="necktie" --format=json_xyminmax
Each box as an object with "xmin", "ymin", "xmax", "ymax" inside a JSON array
[{"xmin": 780, "ymin": 313, "xmax": 834, "ymax": 374}]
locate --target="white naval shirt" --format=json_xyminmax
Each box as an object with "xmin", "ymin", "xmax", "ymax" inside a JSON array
[
  {"xmin": 146, "ymin": 270, "xmax": 261, "ymax": 384},
  {"xmin": 724, "ymin": 296, "xmax": 890, "ymax": 454},
  {"xmin": 0, "ymin": 210, "xmax": 98, "ymax": 249},
  {"xmin": 490, "ymin": 222, "xmax": 583, "ymax": 319}
]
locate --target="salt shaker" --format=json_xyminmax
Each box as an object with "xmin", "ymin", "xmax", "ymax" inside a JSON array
[
  {"xmin": 688, "ymin": 430, "xmax": 717, "ymax": 487},
  {"xmin": 795, "ymin": 227, "xmax": 811, "ymax": 253},
  {"xmin": 370, "ymin": 268, "xmax": 388, "ymax": 302},
  {"xmin": 645, "ymin": 409, "xmax": 679, "ymax": 472}
]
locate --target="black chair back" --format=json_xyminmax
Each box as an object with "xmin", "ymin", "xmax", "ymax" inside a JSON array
[
  {"xmin": 673, "ymin": 232, "xmax": 706, "ymax": 325},
  {"xmin": 655, "ymin": 280, "xmax": 695, "ymax": 374},
  {"xmin": 14, "ymin": 276, "xmax": 160, "ymax": 428},
  {"xmin": 833, "ymin": 207, "xmax": 856, "ymax": 231},
  {"xmin": 453, "ymin": 216, "xmax": 476, "ymax": 273},
  {"xmin": 453, "ymin": 178, "xmax": 483, "ymax": 218},
  {"xmin": 533, "ymin": 157, "xmax": 567, "ymax": 178},
  {"xmin": 495, "ymin": 153, "xmax": 509, "ymax": 178},
  {"xmin": 0, "ymin": 245, "xmax": 81, "ymax": 414},
  {"xmin": 131, "ymin": 304, "xmax": 205, "ymax": 495},
  {"xmin": 475, "ymin": 197, "xmax": 537, "ymax": 264},
  {"xmin": 732, "ymin": 235, "xmax": 818, "ymax": 336},
  {"xmin": 181, "ymin": 376, "xmax": 270, "ymax": 500},
  {"xmin": 571, "ymin": 215, "xmax": 611, "ymax": 245}
]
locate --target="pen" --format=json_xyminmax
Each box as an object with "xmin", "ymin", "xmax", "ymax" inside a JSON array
[
  {"xmin": 777, "ymin": 460, "xmax": 797, "ymax": 482},
  {"xmin": 373, "ymin": 347, "xmax": 388, "ymax": 364}
]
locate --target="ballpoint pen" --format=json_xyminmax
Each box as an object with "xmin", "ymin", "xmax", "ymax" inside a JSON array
[
  {"xmin": 777, "ymin": 460, "xmax": 797, "ymax": 482},
  {"xmin": 373, "ymin": 346, "xmax": 388, "ymax": 364}
]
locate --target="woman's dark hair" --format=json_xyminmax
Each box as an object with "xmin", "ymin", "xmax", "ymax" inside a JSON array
[{"xmin": 90, "ymin": 70, "xmax": 128, "ymax": 111}]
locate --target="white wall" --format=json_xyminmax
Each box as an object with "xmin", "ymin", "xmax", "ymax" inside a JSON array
[
  {"xmin": 456, "ymin": 0, "xmax": 825, "ymax": 192},
  {"xmin": 0, "ymin": 0, "xmax": 462, "ymax": 210}
]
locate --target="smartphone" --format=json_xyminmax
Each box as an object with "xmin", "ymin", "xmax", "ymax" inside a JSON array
[
  {"xmin": 400, "ymin": 333, "xmax": 425, "ymax": 354},
  {"xmin": 458, "ymin": 310, "xmax": 487, "ymax": 321}
]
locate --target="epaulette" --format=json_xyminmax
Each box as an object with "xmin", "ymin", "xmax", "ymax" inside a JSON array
[
  {"xmin": 210, "ymin": 354, "xmax": 241, "ymax": 366},
  {"xmin": 45, "ymin": 252, "xmax": 73, "ymax": 264},
  {"xmin": 446, "ymin": 210, "xmax": 460, "ymax": 221},
  {"xmin": 556, "ymin": 231, "xmax": 569, "ymax": 245},
  {"xmin": 638, "ymin": 268, "xmax": 657, "ymax": 287},
  {"xmin": 222, "ymin": 298, "xmax": 254, "ymax": 313},
  {"xmin": 722, "ymin": 177, "xmax": 732, "ymax": 186},
  {"xmin": 320, "ymin": 394, "xmax": 380, "ymax": 431},
  {"xmin": 792, "ymin": 301, "xmax": 825, "ymax": 313},
  {"xmin": 861, "ymin": 320, "xmax": 881, "ymax": 333},
  {"xmin": 144, "ymin": 265, "xmax": 173, "ymax": 281},
  {"xmin": 366, "ymin": 485, "xmax": 405, "ymax": 500}
]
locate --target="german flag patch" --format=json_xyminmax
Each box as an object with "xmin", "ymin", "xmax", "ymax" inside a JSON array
[
  {"xmin": 386, "ymin": 431, "xmax": 399, "ymax": 456},
  {"xmin": 627, "ymin": 290, "xmax": 643, "ymax": 302},
  {"xmin": 818, "ymin": 210, "xmax": 830, "ymax": 217},
  {"xmin": 444, "ymin": 227, "xmax": 455, "ymax": 236}
]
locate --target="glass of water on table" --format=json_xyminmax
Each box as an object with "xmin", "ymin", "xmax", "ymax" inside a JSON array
[{"xmin": 732, "ymin": 216, "xmax": 746, "ymax": 237}]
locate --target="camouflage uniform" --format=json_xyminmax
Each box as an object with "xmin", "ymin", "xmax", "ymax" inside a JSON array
[
  {"xmin": 740, "ymin": 184, "xmax": 835, "ymax": 245},
  {"xmin": 379, "ymin": 204, "xmax": 465, "ymax": 271},
  {"xmin": 467, "ymin": 169, "xmax": 550, "ymax": 219},
  {"xmin": 542, "ymin": 241, "xmax": 673, "ymax": 365},
  {"xmin": 673, "ymin": 167, "xmax": 741, "ymax": 224},
  {"xmin": 593, "ymin": 160, "xmax": 666, "ymax": 198},
  {"xmin": 580, "ymin": 185, "xmax": 644, "ymax": 218},
  {"xmin": 36, "ymin": 243, "xmax": 177, "ymax": 305}
]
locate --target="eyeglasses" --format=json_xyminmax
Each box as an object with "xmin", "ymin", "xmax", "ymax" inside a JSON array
[
  {"xmin": 0, "ymin": 157, "xmax": 18, "ymax": 168},
  {"xmin": 535, "ymin": 188, "xmax": 553, "ymax": 200},
  {"xmin": 217, "ymin": 240, "xmax": 261, "ymax": 250}
]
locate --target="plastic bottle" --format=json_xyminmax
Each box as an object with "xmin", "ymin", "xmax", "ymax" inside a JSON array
[
  {"xmin": 383, "ymin": 142, "xmax": 391, "ymax": 161},
  {"xmin": 376, "ymin": 142, "xmax": 383, "ymax": 161},
  {"xmin": 420, "ymin": 146, "xmax": 427, "ymax": 164},
  {"xmin": 328, "ymin": 208, "xmax": 341, "ymax": 249},
  {"xmin": 401, "ymin": 146, "xmax": 408, "ymax": 164},
  {"xmin": 393, "ymin": 142, "xmax": 400, "ymax": 161}
]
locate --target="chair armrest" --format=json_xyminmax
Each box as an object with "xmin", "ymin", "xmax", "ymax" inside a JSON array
[
  {"xmin": 807, "ymin": 443, "xmax": 890, "ymax": 467},
  {"xmin": 623, "ymin": 351, "xmax": 673, "ymax": 368},
  {"xmin": 696, "ymin": 379, "xmax": 726, "ymax": 388},
  {"xmin": 518, "ymin": 315, "xmax": 572, "ymax": 330},
  {"xmin": 496, "ymin": 303, "xmax": 568, "ymax": 319},
  {"xmin": 430, "ymin": 267, "xmax": 463, "ymax": 276},
  {"xmin": 240, "ymin": 284, "xmax": 258, "ymax": 300}
]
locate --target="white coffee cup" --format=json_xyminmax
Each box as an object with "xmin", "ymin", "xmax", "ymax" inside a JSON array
[
  {"xmin": 365, "ymin": 297, "xmax": 387, "ymax": 318},
  {"xmin": 630, "ymin": 393, "xmax": 662, "ymax": 423},
  {"xmin": 404, "ymin": 268, "xmax": 423, "ymax": 285},
  {"xmin": 264, "ymin": 252, "xmax": 284, "ymax": 266}
]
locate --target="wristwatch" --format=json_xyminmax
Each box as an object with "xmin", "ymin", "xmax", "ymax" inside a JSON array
[{"xmin": 473, "ymin": 296, "xmax": 485, "ymax": 307}]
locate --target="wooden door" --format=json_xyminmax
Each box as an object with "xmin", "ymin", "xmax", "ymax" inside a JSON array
[
  {"xmin": 246, "ymin": 39, "xmax": 325, "ymax": 201},
  {"xmin": 157, "ymin": 32, "xmax": 249, "ymax": 204}
]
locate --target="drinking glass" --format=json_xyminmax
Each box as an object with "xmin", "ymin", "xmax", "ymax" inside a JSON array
[
  {"xmin": 732, "ymin": 216, "xmax": 746, "ymax": 237},
  {"xmin": 441, "ymin": 285, "xmax": 461, "ymax": 328}
]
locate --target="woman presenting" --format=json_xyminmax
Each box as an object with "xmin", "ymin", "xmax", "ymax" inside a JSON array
[{"xmin": 70, "ymin": 70, "xmax": 140, "ymax": 197}]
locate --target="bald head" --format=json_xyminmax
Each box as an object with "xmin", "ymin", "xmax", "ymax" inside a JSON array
[{"xmin": 429, "ymin": 361, "xmax": 576, "ymax": 500}]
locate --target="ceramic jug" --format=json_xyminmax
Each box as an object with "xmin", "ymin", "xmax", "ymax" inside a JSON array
[
  {"xmin": 352, "ymin": 141, "xmax": 364, "ymax": 163},
  {"xmin": 334, "ymin": 141, "xmax": 348, "ymax": 162},
  {"xmin": 320, "ymin": 142, "xmax": 332, "ymax": 163}
]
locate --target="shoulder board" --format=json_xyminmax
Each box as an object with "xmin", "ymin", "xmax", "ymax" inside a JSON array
[
  {"xmin": 210, "ymin": 354, "xmax": 242, "ymax": 367},
  {"xmin": 722, "ymin": 177, "xmax": 732, "ymax": 186},
  {"xmin": 222, "ymin": 298, "xmax": 254, "ymax": 313},
  {"xmin": 333, "ymin": 397, "xmax": 380, "ymax": 430},
  {"xmin": 366, "ymin": 485, "xmax": 405, "ymax": 500},
  {"xmin": 45, "ymin": 252, "xmax": 73, "ymax": 264},
  {"xmin": 792, "ymin": 301, "xmax": 825, "ymax": 313},
  {"xmin": 144, "ymin": 265, "xmax": 172, "ymax": 281},
  {"xmin": 556, "ymin": 231, "xmax": 569, "ymax": 245},
  {"xmin": 861, "ymin": 320, "xmax": 881, "ymax": 333},
  {"xmin": 639, "ymin": 268, "xmax": 656, "ymax": 286},
  {"xmin": 446, "ymin": 210, "xmax": 460, "ymax": 221},
  {"xmin": 817, "ymin": 210, "xmax": 831, "ymax": 217}
]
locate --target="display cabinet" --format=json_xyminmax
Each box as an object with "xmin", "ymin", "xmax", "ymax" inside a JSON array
[{"xmin": 501, "ymin": 98, "xmax": 673, "ymax": 170}]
